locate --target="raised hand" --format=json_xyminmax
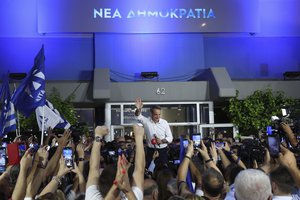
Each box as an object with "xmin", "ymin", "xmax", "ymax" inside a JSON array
[
  {"xmin": 210, "ymin": 142, "xmax": 218, "ymax": 163},
  {"xmin": 135, "ymin": 97, "xmax": 143, "ymax": 110},
  {"xmin": 223, "ymin": 141, "xmax": 231, "ymax": 152},
  {"xmin": 95, "ymin": 126, "xmax": 109, "ymax": 137},
  {"xmin": 76, "ymin": 143, "xmax": 85, "ymax": 159},
  {"xmin": 186, "ymin": 139, "xmax": 194, "ymax": 158},
  {"xmin": 57, "ymin": 129, "xmax": 71, "ymax": 147},
  {"xmin": 57, "ymin": 156, "xmax": 72, "ymax": 177},
  {"xmin": 278, "ymin": 145, "xmax": 297, "ymax": 169},
  {"xmin": 37, "ymin": 146, "xmax": 49, "ymax": 168},
  {"xmin": 20, "ymin": 149, "xmax": 33, "ymax": 170},
  {"xmin": 281, "ymin": 122, "xmax": 293, "ymax": 134},
  {"xmin": 71, "ymin": 162, "xmax": 81, "ymax": 175},
  {"xmin": 13, "ymin": 135, "xmax": 21, "ymax": 143},
  {"xmin": 114, "ymin": 155, "xmax": 132, "ymax": 193}
]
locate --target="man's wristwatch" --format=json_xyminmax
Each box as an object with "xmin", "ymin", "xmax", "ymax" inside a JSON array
[{"xmin": 95, "ymin": 136, "xmax": 102, "ymax": 142}]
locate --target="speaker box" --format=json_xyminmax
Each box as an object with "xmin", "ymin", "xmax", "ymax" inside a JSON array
[{"xmin": 283, "ymin": 71, "xmax": 300, "ymax": 80}]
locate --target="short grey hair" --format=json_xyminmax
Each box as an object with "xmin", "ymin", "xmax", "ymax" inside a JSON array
[{"xmin": 234, "ymin": 169, "xmax": 272, "ymax": 200}]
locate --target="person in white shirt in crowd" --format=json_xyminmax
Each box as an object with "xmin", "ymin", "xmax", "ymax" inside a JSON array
[
  {"xmin": 85, "ymin": 125, "xmax": 145, "ymax": 200},
  {"xmin": 135, "ymin": 97, "xmax": 173, "ymax": 168}
]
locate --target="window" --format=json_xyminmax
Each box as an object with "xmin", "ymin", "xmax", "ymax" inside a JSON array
[{"xmin": 106, "ymin": 102, "xmax": 214, "ymax": 140}]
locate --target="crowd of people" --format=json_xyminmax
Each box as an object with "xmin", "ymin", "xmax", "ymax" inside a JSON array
[{"xmin": 0, "ymin": 98, "xmax": 299, "ymax": 200}]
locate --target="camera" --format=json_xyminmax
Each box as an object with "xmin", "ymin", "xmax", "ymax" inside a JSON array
[
  {"xmin": 237, "ymin": 139, "xmax": 265, "ymax": 168},
  {"xmin": 271, "ymin": 108, "xmax": 300, "ymax": 136},
  {"xmin": 102, "ymin": 140, "xmax": 134, "ymax": 164}
]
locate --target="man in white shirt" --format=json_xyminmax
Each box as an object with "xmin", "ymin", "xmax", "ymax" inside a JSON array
[{"xmin": 135, "ymin": 97, "xmax": 173, "ymax": 168}]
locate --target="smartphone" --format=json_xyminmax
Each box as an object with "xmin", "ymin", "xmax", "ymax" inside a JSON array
[
  {"xmin": 267, "ymin": 136, "xmax": 280, "ymax": 157},
  {"xmin": 173, "ymin": 159, "xmax": 180, "ymax": 165},
  {"xmin": 62, "ymin": 147, "xmax": 73, "ymax": 168},
  {"xmin": 215, "ymin": 141, "xmax": 225, "ymax": 149},
  {"xmin": 18, "ymin": 144, "xmax": 26, "ymax": 157},
  {"xmin": 266, "ymin": 126, "xmax": 273, "ymax": 136},
  {"xmin": 117, "ymin": 148, "xmax": 123, "ymax": 156},
  {"xmin": 0, "ymin": 147, "xmax": 6, "ymax": 173},
  {"xmin": 182, "ymin": 139, "xmax": 188, "ymax": 148},
  {"xmin": 192, "ymin": 134, "xmax": 201, "ymax": 148},
  {"xmin": 108, "ymin": 150, "xmax": 115, "ymax": 156},
  {"xmin": 282, "ymin": 109, "xmax": 287, "ymax": 116},
  {"xmin": 1, "ymin": 142, "xmax": 7, "ymax": 148},
  {"xmin": 29, "ymin": 143, "xmax": 39, "ymax": 154}
]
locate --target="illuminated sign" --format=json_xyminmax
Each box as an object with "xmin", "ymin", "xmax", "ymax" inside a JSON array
[
  {"xmin": 93, "ymin": 8, "xmax": 216, "ymax": 19},
  {"xmin": 38, "ymin": 0, "xmax": 259, "ymax": 33}
]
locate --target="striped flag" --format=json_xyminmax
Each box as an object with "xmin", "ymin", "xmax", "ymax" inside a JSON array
[
  {"xmin": 35, "ymin": 100, "xmax": 71, "ymax": 131},
  {"xmin": 0, "ymin": 73, "xmax": 17, "ymax": 137}
]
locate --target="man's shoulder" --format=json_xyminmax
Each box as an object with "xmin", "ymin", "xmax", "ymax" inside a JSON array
[{"xmin": 159, "ymin": 118, "xmax": 169, "ymax": 124}]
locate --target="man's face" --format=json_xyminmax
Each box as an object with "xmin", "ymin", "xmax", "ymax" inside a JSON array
[{"xmin": 151, "ymin": 109, "xmax": 161, "ymax": 123}]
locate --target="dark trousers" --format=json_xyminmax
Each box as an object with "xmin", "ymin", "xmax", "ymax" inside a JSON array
[{"xmin": 146, "ymin": 146, "xmax": 168, "ymax": 169}]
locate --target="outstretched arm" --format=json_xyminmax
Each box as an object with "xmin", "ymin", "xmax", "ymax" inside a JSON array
[
  {"xmin": 12, "ymin": 149, "xmax": 33, "ymax": 200},
  {"xmin": 217, "ymin": 149, "xmax": 231, "ymax": 169},
  {"xmin": 132, "ymin": 124, "xmax": 145, "ymax": 190},
  {"xmin": 177, "ymin": 139, "xmax": 194, "ymax": 195},
  {"xmin": 86, "ymin": 126, "xmax": 109, "ymax": 188},
  {"xmin": 39, "ymin": 157, "xmax": 72, "ymax": 196},
  {"xmin": 281, "ymin": 122, "xmax": 298, "ymax": 148},
  {"xmin": 259, "ymin": 148, "xmax": 272, "ymax": 174},
  {"xmin": 44, "ymin": 129, "xmax": 71, "ymax": 179},
  {"xmin": 0, "ymin": 165, "xmax": 12, "ymax": 185},
  {"xmin": 189, "ymin": 160, "xmax": 202, "ymax": 188},
  {"xmin": 26, "ymin": 147, "xmax": 49, "ymax": 198},
  {"xmin": 223, "ymin": 142, "xmax": 246, "ymax": 169},
  {"xmin": 198, "ymin": 141, "xmax": 222, "ymax": 174},
  {"xmin": 278, "ymin": 145, "xmax": 300, "ymax": 188},
  {"xmin": 75, "ymin": 143, "xmax": 86, "ymax": 193}
]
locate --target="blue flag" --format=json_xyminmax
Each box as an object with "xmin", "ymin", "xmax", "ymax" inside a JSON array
[
  {"xmin": 0, "ymin": 73, "xmax": 17, "ymax": 137},
  {"xmin": 179, "ymin": 136, "xmax": 195, "ymax": 192},
  {"xmin": 11, "ymin": 45, "xmax": 46, "ymax": 117}
]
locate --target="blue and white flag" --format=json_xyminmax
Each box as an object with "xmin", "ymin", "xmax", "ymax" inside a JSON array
[
  {"xmin": 11, "ymin": 45, "xmax": 46, "ymax": 117},
  {"xmin": 35, "ymin": 100, "xmax": 71, "ymax": 131},
  {"xmin": 0, "ymin": 73, "xmax": 17, "ymax": 137}
]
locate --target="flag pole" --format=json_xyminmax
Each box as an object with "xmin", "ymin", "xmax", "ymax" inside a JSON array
[
  {"xmin": 13, "ymin": 83, "xmax": 20, "ymax": 137},
  {"xmin": 16, "ymin": 111, "xmax": 20, "ymax": 137},
  {"xmin": 40, "ymin": 106, "xmax": 45, "ymax": 145}
]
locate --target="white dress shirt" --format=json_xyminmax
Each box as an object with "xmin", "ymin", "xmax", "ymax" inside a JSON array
[{"xmin": 136, "ymin": 114, "xmax": 173, "ymax": 148}]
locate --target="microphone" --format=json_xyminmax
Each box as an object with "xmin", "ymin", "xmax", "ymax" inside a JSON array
[
  {"xmin": 151, "ymin": 138, "xmax": 157, "ymax": 150},
  {"xmin": 151, "ymin": 138, "xmax": 157, "ymax": 145},
  {"xmin": 153, "ymin": 135, "xmax": 160, "ymax": 147}
]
